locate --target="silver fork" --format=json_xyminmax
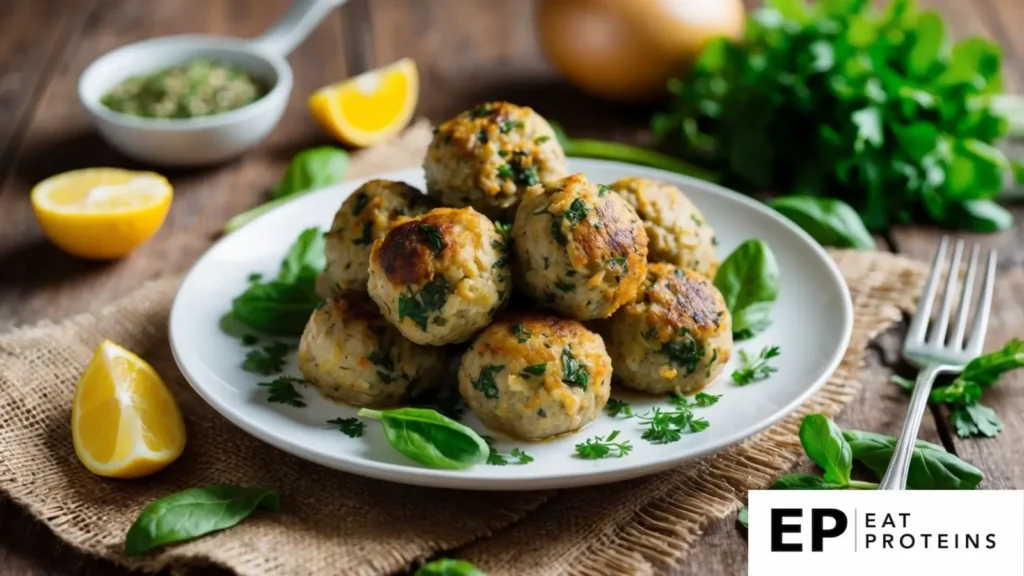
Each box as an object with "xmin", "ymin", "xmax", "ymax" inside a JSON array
[{"xmin": 878, "ymin": 236, "xmax": 997, "ymax": 490}]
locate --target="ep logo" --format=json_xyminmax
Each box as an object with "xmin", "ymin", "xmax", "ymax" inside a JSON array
[{"xmin": 771, "ymin": 508, "xmax": 848, "ymax": 552}]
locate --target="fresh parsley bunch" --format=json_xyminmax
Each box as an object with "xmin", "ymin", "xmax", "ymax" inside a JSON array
[
  {"xmin": 654, "ymin": 0, "xmax": 1024, "ymax": 232},
  {"xmin": 893, "ymin": 338, "xmax": 1024, "ymax": 438}
]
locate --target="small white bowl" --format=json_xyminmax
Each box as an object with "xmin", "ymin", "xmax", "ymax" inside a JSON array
[{"xmin": 77, "ymin": 0, "xmax": 345, "ymax": 167}]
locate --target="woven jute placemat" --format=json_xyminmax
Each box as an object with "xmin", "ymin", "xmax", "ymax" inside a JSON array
[{"xmin": 0, "ymin": 122, "xmax": 929, "ymax": 575}]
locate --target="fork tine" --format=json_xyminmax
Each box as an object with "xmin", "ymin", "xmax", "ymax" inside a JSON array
[
  {"xmin": 949, "ymin": 243, "xmax": 980, "ymax": 349},
  {"xmin": 966, "ymin": 248, "xmax": 997, "ymax": 355},
  {"xmin": 907, "ymin": 236, "xmax": 948, "ymax": 343},
  {"xmin": 928, "ymin": 239, "xmax": 964, "ymax": 345}
]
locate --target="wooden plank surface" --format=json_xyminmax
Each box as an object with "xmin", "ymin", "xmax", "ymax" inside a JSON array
[{"xmin": 0, "ymin": 0, "xmax": 1021, "ymax": 574}]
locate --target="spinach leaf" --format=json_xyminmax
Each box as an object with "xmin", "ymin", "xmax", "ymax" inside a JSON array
[
  {"xmin": 713, "ymin": 239, "xmax": 779, "ymax": 339},
  {"xmin": 278, "ymin": 228, "xmax": 326, "ymax": 284},
  {"xmin": 767, "ymin": 196, "xmax": 874, "ymax": 249},
  {"xmin": 843, "ymin": 430, "xmax": 983, "ymax": 489},
  {"xmin": 271, "ymin": 146, "xmax": 349, "ymax": 199},
  {"xmin": 798, "ymin": 414, "xmax": 852, "ymax": 486},
  {"xmin": 417, "ymin": 558, "xmax": 486, "ymax": 576},
  {"xmin": 359, "ymin": 407, "xmax": 489, "ymax": 469},
  {"xmin": 771, "ymin": 473, "xmax": 834, "ymax": 490},
  {"xmin": 231, "ymin": 280, "xmax": 321, "ymax": 336},
  {"xmin": 125, "ymin": 485, "xmax": 279, "ymax": 556}
]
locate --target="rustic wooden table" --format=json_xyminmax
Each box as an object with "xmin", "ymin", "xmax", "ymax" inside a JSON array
[{"xmin": 0, "ymin": 0, "xmax": 1021, "ymax": 574}]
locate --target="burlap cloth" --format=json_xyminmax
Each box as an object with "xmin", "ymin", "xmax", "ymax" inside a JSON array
[{"xmin": 0, "ymin": 121, "xmax": 929, "ymax": 576}]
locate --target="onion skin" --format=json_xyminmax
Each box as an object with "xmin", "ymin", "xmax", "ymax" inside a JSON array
[{"xmin": 538, "ymin": 0, "xmax": 745, "ymax": 104}]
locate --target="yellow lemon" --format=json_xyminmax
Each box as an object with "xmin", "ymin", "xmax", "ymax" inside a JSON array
[
  {"xmin": 72, "ymin": 340, "xmax": 186, "ymax": 479},
  {"xmin": 31, "ymin": 168, "xmax": 172, "ymax": 260},
  {"xmin": 308, "ymin": 58, "xmax": 419, "ymax": 147}
]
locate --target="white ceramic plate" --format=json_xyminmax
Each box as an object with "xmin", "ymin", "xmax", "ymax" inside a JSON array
[{"xmin": 169, "ymin": 159, "xmax": 853, "ymax": 490}]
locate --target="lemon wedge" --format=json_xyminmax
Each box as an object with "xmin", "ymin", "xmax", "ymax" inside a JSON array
[
  {"xmin": 72, "ymin": 340, "xmax": 186, "ymax": 479},
  {"xmin": 308, "ymin": 58, "xmax": 419, "ymax": 147},
  {"xmin": 31, "ymin": 168, "xmax": 172, "ymax": 259}
]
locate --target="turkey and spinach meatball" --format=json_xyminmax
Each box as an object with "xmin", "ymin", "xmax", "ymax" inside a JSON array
[
  {"xmin": 297, "ymin": 290, "xmax": 446, "ymax": 407},
  {"xmin": 604, "ymin": 263, "xmax": 732, "ymax": 395},
  {"xmin": 512, "ymin": 173, "xmax": 648, "ymax": 320},
  {"xmin": 609, "ymin": 177, "xmax": 719, "ymax": 277},
  {"xmin": 368, "ymin": 207, "xmax": 512, "ymax": 345},
  {"xmin": 458, "ymin": 315, "xmax": 611, "ymax": 440},
  {"xmin": 424, "ymin": 101, "xmax": 568, "ymax": 219},
  {"xmin": 316, "ymin": 179, "xmax": 433, "ymax": 297}
]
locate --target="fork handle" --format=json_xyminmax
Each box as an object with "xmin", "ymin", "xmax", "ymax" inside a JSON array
[{"xmin": 878, "ymin": 364, "xmax": 959, "ymax": 490}]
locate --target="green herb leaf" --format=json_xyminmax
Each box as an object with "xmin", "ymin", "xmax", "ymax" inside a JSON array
[
  {"xmin": 799, "ymin": 414, "xmax": 852, "ymax": 486},
  {"xmin": 241, "ymin": 342, "xmax": 291, "ymax": 375},
  {"xmin": 714, "ymin": 240, "xmax": 779, "ymax": 340},
  {"xmin": 270, "ymin": 147, "xmax": 348, "ymax": 200},
  {"xmin": 351, "ymin": 192, "xmax": 369, "ymax": 216},
  {"xmin": 553, "ymin": 281, "xmax": 574, "ymax": 293},
  {"xmin": 359, "ymin": 407, "xmax": 489, "ymax": 469},
  {"xmin": 258, "ymin": 376, "xmax": 307, "ymax": 407},
  {"xmin": 693, "ymin": 392, "xmax": 721, "ymax": 407},
  {"xmin": 472, "ymin": 364, "xmax": 504, "ymax": 400},
  {"xmin": 574, "ymin": 430, "xmax": 633, "ymax": 459},
  {"xmin": 278, "ymin": 227, "xmax": 326, "ymax": 284},
  {"xmin": 398, "ymin": 276, "xmax": 450, "ymax": 330},
  {"xmin": 511, "ymin": 322, "xmax": 531, "ymax": 343},
  {"xmin": 659, "ymin": 330, "xmax": 705, "ymax": 374},
  {"xmin": 125, "ymin": 485, "xmax": 279, "ymax": 556},
  {"xmin": 520, "ymin": 363, "xmax": 547, "ymax": 377},
  {"xmin": 737, "ymin": 506, "xmax": 749, "ymax": 528},
  {"xmin": 843, "ymin": 429, "xmax": 983, "ymax": 489},
  {"xmin": 951, "ymin": 403, "xmax": 1004, "ymax": 438},
  {"xmin": 560, "ymin": 346, "xmax": 590, "ymax": 390},
  {"xmin": 564, "ymin": 198, "xmax": 588, "ymax": 226},
  {"xmin": 352, "ymin": 221, "xmax": 374, "ymax": 245},
  {"xmin": 326, "ymin": 417, "xmax": 365, "ymax": 438},
  {"xmin": 767, "ymin": 196, "xmax": 874, "ymax": 249},
  {"xmin": 511, "ymin": 448, "xmax": 534, "ymax": 464},
  {"xmin": 419, "ymin": 224, "xmax": 446, "ymax": 255},
  {"xmin": 961, "ymin": 338, "xmax": 1024, "ymax": 386},
  {"xmin": 232, "ymin": 281, "xmax": 321, "ymax": 336},
  {"xmin": 731, "ymin": 346, "xmax": 780, "ymax": 385},
  {"xmin": 416, "ymin": 558, "xmax": 486, "ymax": 576},
  {"xmin": 605, "ymin": 398, "xmax": 634, "ymax": 418},
  {"xmin": 499, "ymin": 119, "xmax": 524, "ymax": 133}
]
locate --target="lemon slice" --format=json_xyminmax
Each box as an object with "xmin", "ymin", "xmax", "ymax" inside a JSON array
[
  {"xmin": 308, "ymin": 58, "xmax": 419, "ymax": 147},
  {"xmin": 72, "ymin": 340, "xmax": 186, "ymax": 479},
  {"xmin": 31, "ymin": 168, "xmax": 172, "ymax": 259}
]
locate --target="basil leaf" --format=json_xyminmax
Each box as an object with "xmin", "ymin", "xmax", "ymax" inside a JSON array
[
  {"xmin": 231, "ymin": 280, "xmax": 320, "ymax": 336},
  {"xmin": 945, "ymin": 200, "xmax": 1013, "ymax": 232},
  {"xmin": 271, "ymin": 146, "xmax": 349, "ymax": 199},
  {"xmin": 125, "ymin": 485, "xmax": 279, "ymax": 556},
  {"xmin": 843, "ymin": 430, "xmax": 983, "ymax": 489},
  {"xmin": 771, "ymin": 473, "xmax": 833, "ymax": 490},
  {"xmin": 961, "ymin": 338, "xmax": 1024, "ymax": 386},
  {"xmin": 417, "ymin": 559, "xmax": 486, "ymax": 576},
  {"xmin": 950, "ymin": 404, "xmax": 1004, "ymax": 438},
  {"xmin": 278, "ymin": 227, "xmax": 326, "ymax": 284},
  {"xmin": 798, "ymin": 414, "xmax": 852, "ymax": 486},
  {"xmin": 767, "ymin": 196, "xmax": 875, "ymax": 249},
  {"xmin": 713, "ymin": 239, "xmax": 779, "ymax": 340},
  {"xmin": 359, "ymin": 407, "xmax": 489, "ymax": 469}
]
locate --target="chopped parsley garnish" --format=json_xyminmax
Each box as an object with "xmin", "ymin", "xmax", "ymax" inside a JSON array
[
  {"xmin": 326, "ymin": 417, "xmax": 364, "ymax": 438},
  {"xmin": 494, "ymin": 220, "xmax": 512, "ymax": 237},
  {"xmin": 419, "ymin": 224, "xmax": 445, "ymax": 255},
  {"xmin": 668, "ymin": 392, "xmax": 721, "ymax": 409},
  {"xmin": 535, "ymin": 135, "xmax": 550, "ymax": 144},
  {"xmin": 550, "ymin": 218, "xmax": 568, "ymax": 246},
  {"xmin": 520, "ymin": 363, "xmax": 547, "ymax": 377},
  {"xmin": 597, "ymin": 184, "xmax": 611, "ymax": 197},
  {"xmin": 660, "ymin": 330, "xmax": 705, "ymax": 375},
  {"xmin": 242, "ymin": 341, "xmax": 292, "ymax": 375},
  {"xmin": 732, "ymin": 346, "xmax": 781, "ymax": 385},
  {"xmin": 537, "ymin": 408, "xmax": 547, "ymax": 417},
  {"xmin": 467, "ymin": 105, "xmax": 494, "ymax": 118},
  {"xmin": 605, "ymin": 398, "xmax": 634, "ymax": 418},
  {"xmin": 497, "ymin": 164, "xmax": 514, "ymax": 180},
  {"xmin": 607, "ymin": 256, "xmax": 627, "ymax": 271},
  {"xmin": 258, "ymin": 376, "xmax": 307, "ymax": 407},
  {"xmin": 368, "ymin": 349, "xmax": 394, "ymax": 372},
  {"xmin": 560, "ymin": 346, "xmax": 589, "ymax": 390},
  {"xmin": 511, "ymin": 448, "xmax": 534, "ymax": 464},
  {"xmin": 641, "ymin": 327, "xmax": 658, "ymax": 340},
  {"xmin": 352, "ymin": 193, "xmax": 369, "ymax": 216},
  {"xmin": 491, "ymin": 238, "xmax": 511, "ymax": 268},
  {"xmin": 398, "ymin": 275, "xmax": 449, "ymax": 330},
  {"xmin": 499, "ymin": 119, "xmax": 524, "ymax": 133},
  {"xmin": 483, "ymin": 435, "xmax": 534, "ymax": 465},
  {"xmin": 511, "ymin": 322, "xmax": 531, "ymax": 343},
  {"xmin": 352, "ymin": 221, "xmax": 374, "ymax": 245},
  {"xmin": 241, "ymin": 333, "xmax": 259, "ymax": 346},
  {"xmin": 553, "ymin": 281, "xmax": 574, "ymax": 293},
  {"xmin": 639, "ymin": 407, "xmax": 708, "ymax": 444},
  {"xmin": 564, "ymin": 198, "xmax": 589, "ymax": 226},
  {"xmin": 472, "ymin": 364, "xmax": 504, "ymax": 400},
  {"xmin": 476, "ymin": 129, "xmax": 488, "ymax": 144},
  {"xmin": 575, "ymin": 430, "xmax": 632, "ymax": 459},
  {"xmin": 497, "ymin": 152, "xmax": 540, "ymax": 186}
]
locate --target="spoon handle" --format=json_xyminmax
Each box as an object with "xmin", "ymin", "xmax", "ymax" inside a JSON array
[{"xmin": 251, "ymin": 0, "xmax": 348, "ymax": 56}]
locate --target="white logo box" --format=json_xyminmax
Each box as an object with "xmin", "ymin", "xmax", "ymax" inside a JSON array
[{"xmin": 749, "ymin": 490, "xmax": 1024, "ymax": 576}]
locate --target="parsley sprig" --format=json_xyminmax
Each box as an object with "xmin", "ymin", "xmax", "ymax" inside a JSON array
[
  {"xmin": 398, "ymin": 276, "xmax": 449, "ymax": 330},
  {"xmin": 258, "ymin": 376, "xmax": 307, "ymax": 407},
  {"xmin": 731, "ymin": 345, "xmax": 781, "ymax": 385},
  {"xmin": 639, "ymin": 406, "xmax": 709, "ymax": 444},
  {"xmin": 483, "ymin": 436, "xmax": 534, "ymax": 465},
  {"xmin": 605, "ymin": 398, "xmax": 634, "ymax": 418},
  {"xmin": 326, "ymin": 417, "xmax": 364, "ymax": 438},
  {"xmin": 242, "ymin": 342, "xmax": 292, "ymax": 375},
  {"xmin": 575, "ymin": 430, "xmax": 633, "ymax": 459},
  {"xmin": 560, "ymin": 346, "xmax": 589, "ymax": 390}
]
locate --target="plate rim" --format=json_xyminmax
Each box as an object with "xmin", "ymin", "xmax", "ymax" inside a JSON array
[{"xmin": 169, "ymin": 158, "xmax": 854, "ymax": 491}]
